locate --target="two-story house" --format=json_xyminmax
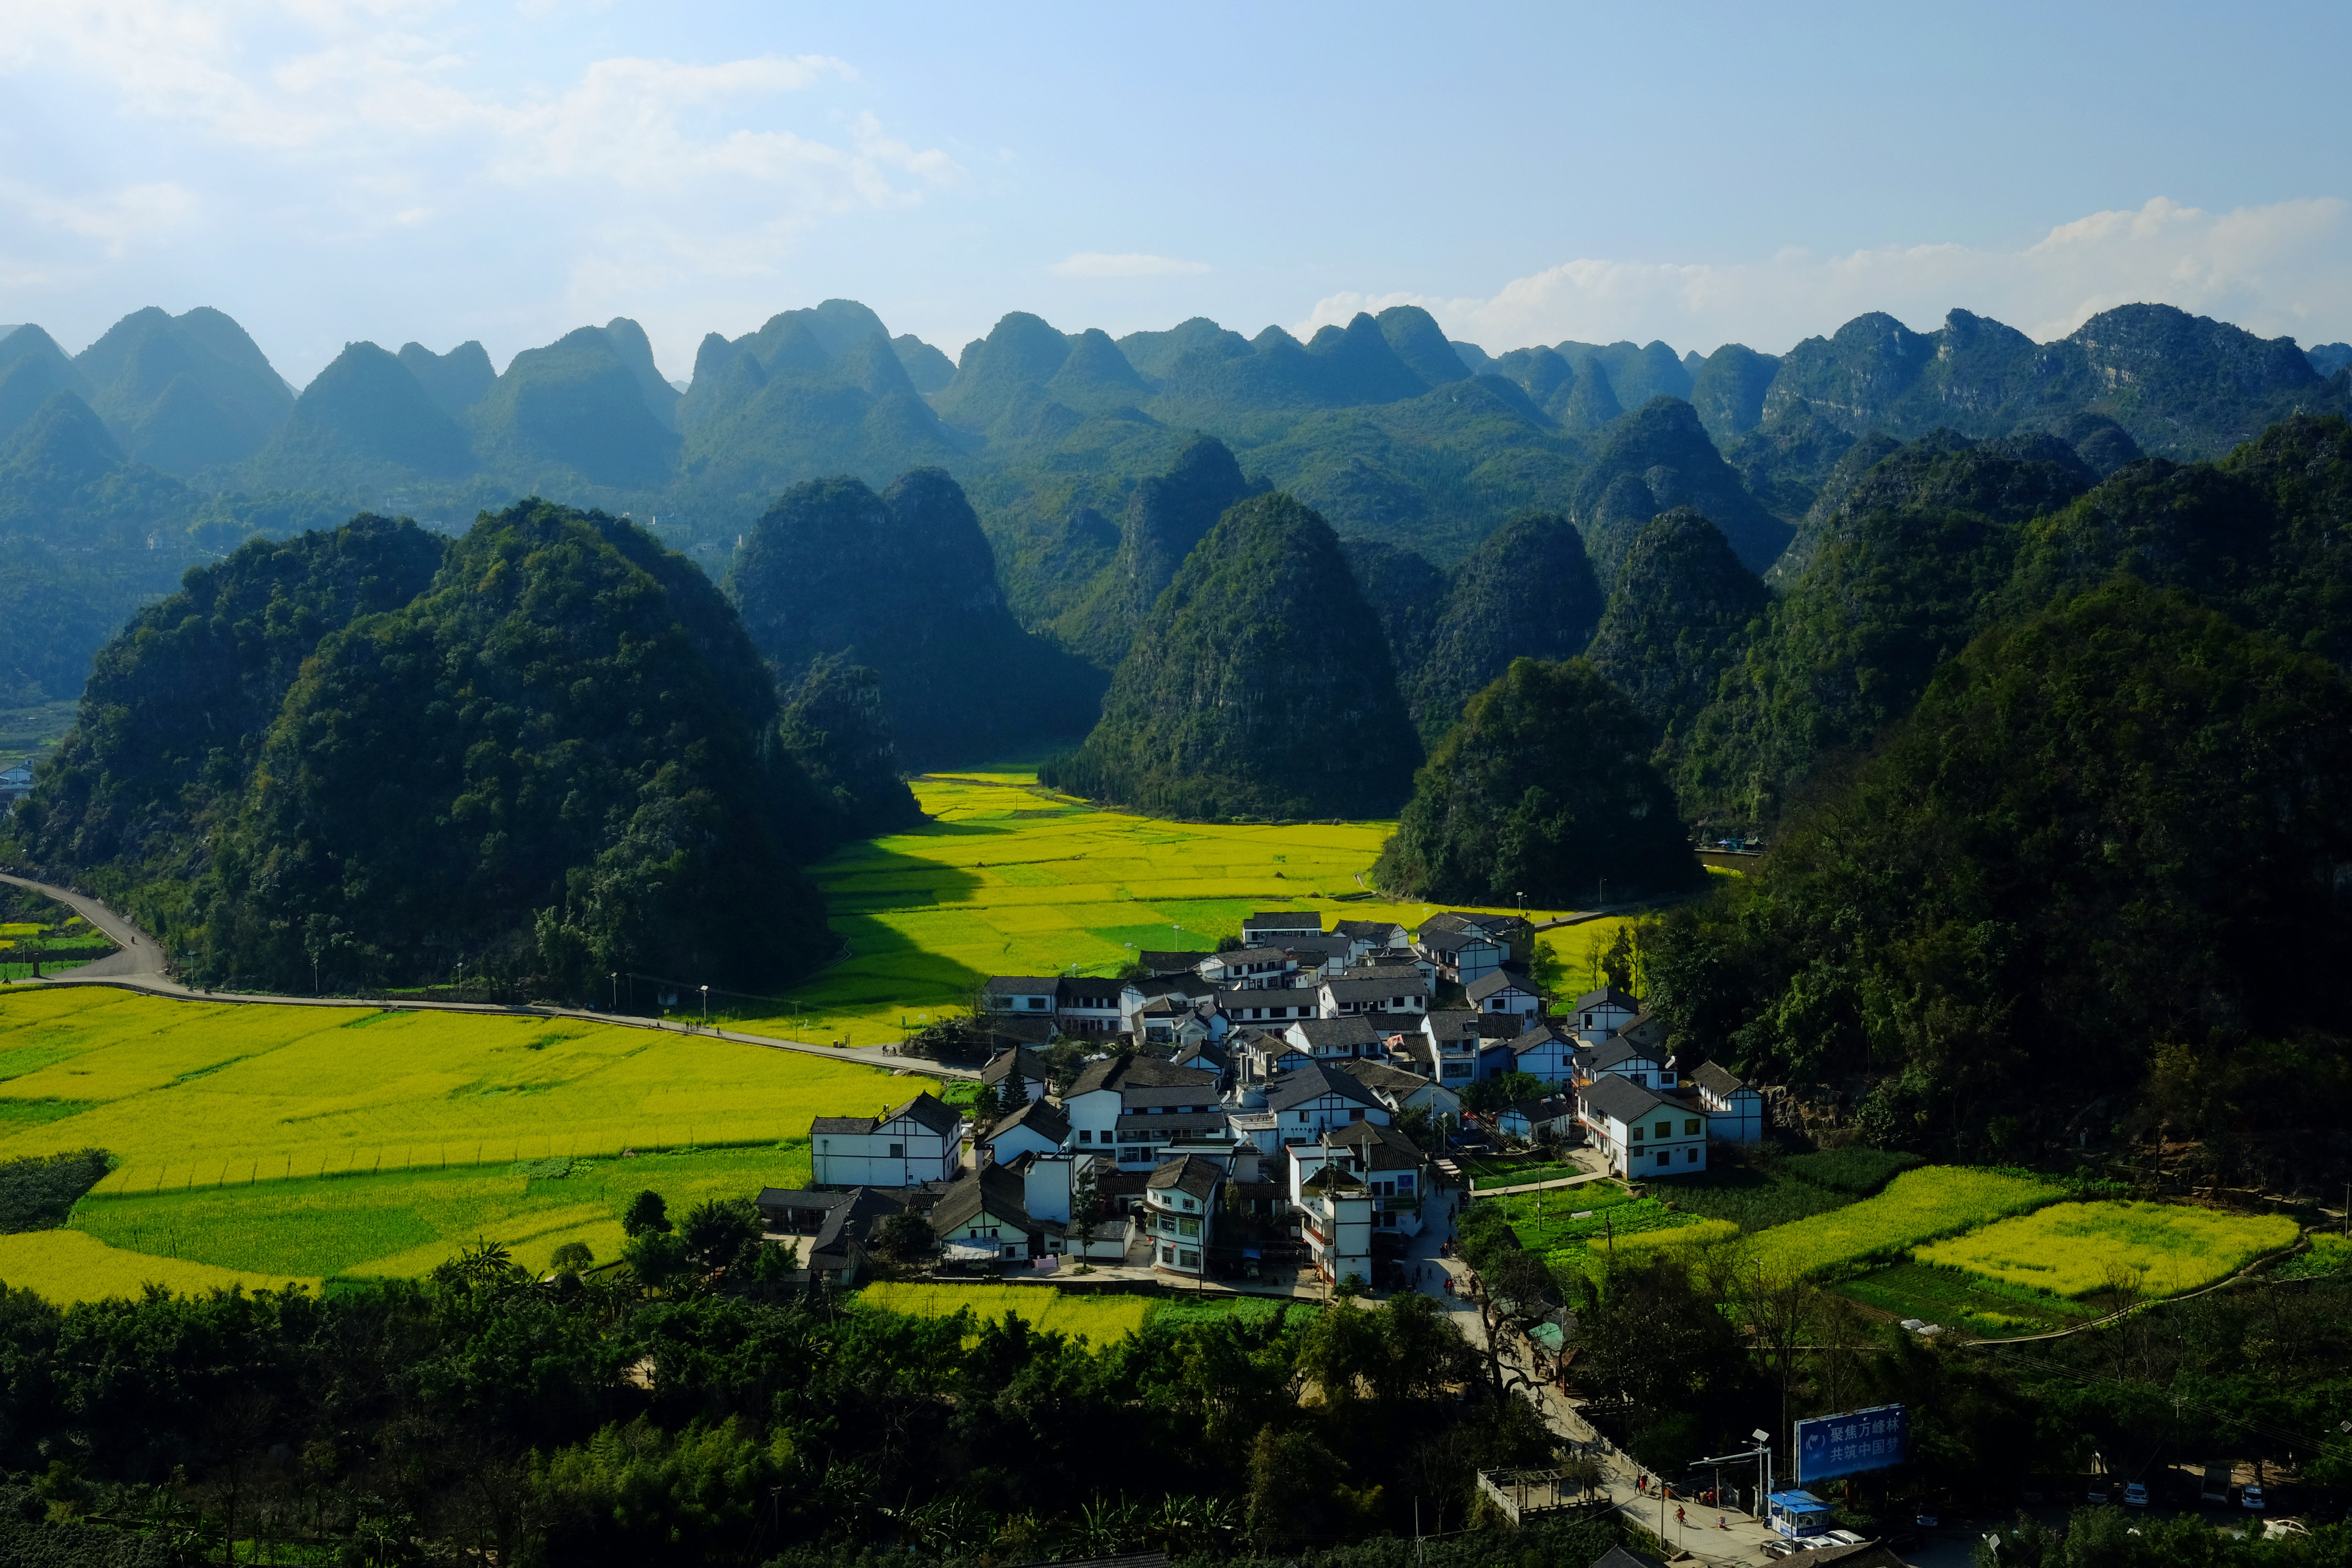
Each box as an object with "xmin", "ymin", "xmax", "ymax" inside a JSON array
[
  {"xmin": 1285, "ymin": 1015, "xmax": 1387, "ymax": 1065},
  {"xmin": 1585, "ymin": 1036, "xmax": 1675, "ymax": 1091},
  {"xmin": 1496, "ymin": 1092, "xmax": 1579, "ymax": 1143},
  {"xmin": 1319, "ymin": 973, "xmax": 1431, "ymax": 1020},
  {"xmin": 1332, "ymin": 918, "xmax": 1411, "ymax": 956},
  {"xmin": 810, "ymin": 1094, "xmax": 966, "ymax": 1187},
  {"xmin": 1242, "ymin": 911, "xmax": 1323, "ymax": 948},
  {"xmin": 1690, "ymin": 1060, "xmax": 1765, "ymax": 1144},
  {"xmin": 1220, "ymin": 991, "xmax": 1322, "ymax": 1031},
  {"xmin": 755, "ymin": 1185, "xmax": 918, "ymax": 1286},
  {"xmin": 1466, "ymin": 968, "xmax": 1543, "ymax": 1023},
  {"xmin": 982, "ymin": 977, "xmax": 1059, "ymax": 1021},
  {"xmin": 1572, "ymin": 986, "xmax": 1642, "ymax": 1041},
  {"xmin": 1142, "ymin": 1154, "xmax": 1224, "ymax": 1277},
  {"xmin": 1062, "ymin": 1055, "xmax": 1229, "ymax": 1169},
  {"xmin": 1576, "ymin": 1076, "xmax": 1708, "ymax": 1177},
  {"xmin": 1197, "ymin": 949, "xmax": 1298, "ymax": 989},
  {"xmin": 1414, "ymin": 913, "xmax": 1511, "ymax": 984},
  {"xmin": 980, "ymin": 975, "xmax": 1122, "ymax": 1036},
  {"xmin": 1321, "ymin": 1118, "xmax": 1430, "ymax": 1236},
  {"xmin": 1265, "ymin": 1060, "xmax": 1389, "ymax": 1144},
  {"xmin": 1509, "ymin": 1021, "xmax": 1580, "ymax": 1086},
  {"xmin": 1419, "ymin": 1009, "xmax": 1487, "ymax": 1085}
]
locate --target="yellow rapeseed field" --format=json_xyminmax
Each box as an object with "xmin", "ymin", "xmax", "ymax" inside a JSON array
[
  {"xmin": 0, "ymin": 987, "xmax": 933, "ymax": 1194},
  {"xmin": 0, "ymin": 1228, "xmax": 319, "ymax": 1304},
  {"xmin": 858, "ymin": 1281, "xmax": 1154, "ymax": 1344},
  {"xmin": 1742, "ymin": 1166, "xmax": 2066, "ymax": 1278},
  {"xmin": 754, "ymin": 768, "xmax": 1618, "ymax": 1043},
  {"xmin": 1913, "ymin": 1200, "xmax": 2297, "ymax": 1298}
]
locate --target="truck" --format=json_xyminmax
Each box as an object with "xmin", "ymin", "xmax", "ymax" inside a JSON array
[{"xmin": 2203, "ymin": 1467, "xmax": 2232, "ymax": 1507}]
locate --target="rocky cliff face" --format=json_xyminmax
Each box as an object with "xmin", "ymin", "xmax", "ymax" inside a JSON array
[
  {"xmin": 1042, "ymin": 492, "xmax": 1419, "ymax": 819},
  {"xmin": 1050, "ymin": 436, "xmax": 1258, "ymax": 670}
]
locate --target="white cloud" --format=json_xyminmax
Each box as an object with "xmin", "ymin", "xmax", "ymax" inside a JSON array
[
  {"xmin": 1051, "ymin": 251, "xmax": 1212, "ymax": 278},
  {"xmin": 1300, "ymin": 197, "xmax": 2352, "ymax": 354},
  {"xmin": 0, "ymin": 177, "xmax": 198, "ymax": 256}
]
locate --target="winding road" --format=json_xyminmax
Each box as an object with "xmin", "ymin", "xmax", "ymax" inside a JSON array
[{"xmin": 0, "ymin": 871, "xmax": 975, "ymax": 1079}]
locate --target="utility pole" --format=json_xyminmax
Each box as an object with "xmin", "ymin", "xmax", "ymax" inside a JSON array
[
  {"xmin": 610, "ymin": 971, "xmax": 617, "ymax": 1012},
  {"xmin": 700, "ymin": 984, "xmax": 709, "ymax": 1024}
]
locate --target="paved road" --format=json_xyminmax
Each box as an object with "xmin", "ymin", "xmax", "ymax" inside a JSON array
[{"xmin": 0, "ymin": 871, "xmax": 976, "ymax": 1079}]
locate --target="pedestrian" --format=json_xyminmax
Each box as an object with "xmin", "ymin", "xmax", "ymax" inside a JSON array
[
  {"xmin": 1718, "ymin": 1516, "xmax": 1727, "ymax": 1531},
  {"xmin": 1678, "ymin": 1507, "xmax": 1686, "ymax": 1528}
]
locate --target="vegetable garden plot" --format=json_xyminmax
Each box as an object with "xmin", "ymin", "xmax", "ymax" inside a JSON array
[{"xmin": 1740, "ymin": 1167, "xmax": 2065, "ymax": 1278}]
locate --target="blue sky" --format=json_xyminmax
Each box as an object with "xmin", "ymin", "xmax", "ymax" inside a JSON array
[{"xmin": 2, "ymin": 0, "xmax": 2346, "ymax": 385}]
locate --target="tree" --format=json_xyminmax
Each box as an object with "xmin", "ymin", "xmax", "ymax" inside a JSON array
[
  {"xmin": 1068, "ymin": 1160, "xmax": 1101, "ymax": 1263},
  {"xmin": 549, "ymin": 1241, "xmax": 594, "ymax": 1274},
  {"xmin": 874, "ymin": 1209, "xmax": 934, "ymax": 1264},
  {"xmin": 678, "ymin": 1198, "xmax": 760, "ymax": 1274},
  {"xmin": 1461, "ymin": 1071, "xmax": 1547, "ymax": 1116},
  {"xmin": 622, "ymin": 1190, "xmax": 670, "ymax": 1237}
]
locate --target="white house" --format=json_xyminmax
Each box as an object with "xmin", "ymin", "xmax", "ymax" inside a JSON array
[
  {"xmin": 1220, "ymin": 992, "xmax": 1321, "ymax": 1031},
  {"xmin": 1344, "ymin": 1057, "xmax": 1464, "ymax": 1122},
  {"xmin": 1318, "ymin": 974, "xmax": 1430, "ymax": 1020},
  {"xmin": 1509, "ymin": 1022, "xmax": 1580, "ymax": 1086},
  {"xmin": 1061, "ymin": 1054, "xmax": 1228, "ymax": 1169},
  {"xmin": 1572, "ymin": 986, "xmax": 1642, "ymax": 1041},
  {"xmin": 1586, "ymin": 1036, "xmax": 1675, "ymax": 1091},
  {"xmin": 1332, "ymin": 918, "xmax": 1411, "ymax": 956},
  {"xmin": 1197, "ymin": 949, "xmax": 1298, "ymax": 989},
  {"xmin": 1264, "ymin": 1060, "xmax": 1389, "ymax": 1144},
  {"xmin": 1285, "ymin": 1016, "xmax": 1386, "ymax": 1065},
  {"xmin": 1056, "ymin": 977, "xmax": 1125, "ymax": 1036},
  {"xmin": 1576, "ymin": 1076, "xmax": 1708, "ymax": 1178},
  {"xmin": 1014, "ymin": 1151, "xmax": 1125, "ymax": 1260},
  {"xmin": 929, "ymin": 1165, "xmax": 1048, "ymax": 1262},
  {"xmin": 810, "ymin": 1094, "xmax": 966, "ymax": 1188},
  {"xmin": 982, "ymin": 977, "xmax": 1059, "ymax": 1020},
  {"xmin": 1321, "ymin": 1118, "xmax": 1431, "ymax": 1236},
  {"xmin": 1291, "ymin": 1162, "xmax": 1374, "ymax": 1288},
  {"xmin": 1496, "ymin": 1092, "xmax": 1579, "ymax": 1143},
  {"xmin": 1466, "ymin": 969, "xmax": 1543, "ymax": 1022},
  {"xmin": 1242, "ymin": 911, "xmax": 1323, "ymax": 948},
  {"xmin": 1419, "ymin": 1009, "xmax": 1486, "ymax": 1085},
  {"xmin": 1690, "ymin": 1061, "xmax": 1766, "ymax": 1144},
  {"xmin": 980, "ymin": 1045, "xmax": 1050, "ymax": 1105},
  {"xmin": 1143, "ymin": 1154, "xmax": 1224, "ymax": 1277},
  {"xmin": 983, "ymin": 1097, "xmax": 1070, "ymax": 1165}
]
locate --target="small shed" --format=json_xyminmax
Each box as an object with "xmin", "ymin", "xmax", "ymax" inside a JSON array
[{"xmin": 1768, "ymin": 1490, "xmax": 1836, "ymax": 1539}]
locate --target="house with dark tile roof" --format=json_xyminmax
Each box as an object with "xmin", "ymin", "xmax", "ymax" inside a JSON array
[
  {"xmin": 1690, "ymin": 1059, "xmax": 1764, "ymax": 1143},
  {"xmin": 1575, "ymin": 1075, "xmax": 1706, "ymax": 1177},
  {"xmin": 810, "ymin": 1093, "xmax": 966, "ymax": 1188},
  {"xmin": 1141, "ymin": 1154, "xmax": 1225, "ymax": 1277}
]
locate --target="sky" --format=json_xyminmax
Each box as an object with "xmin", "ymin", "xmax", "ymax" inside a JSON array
[{"xmin": 2, "ymin": 0, "xmax": 2348, "ymax": 387}]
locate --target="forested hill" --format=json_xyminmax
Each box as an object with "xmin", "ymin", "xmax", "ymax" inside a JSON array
[
  {"xmin": 8, "ymin": 503, "xmax": 899, "ymax": 996},
  {"xmin": 1041, "ymin": 492, "xmax": 1420, "ymax": 820},
  {"xmin": 1667, "ymin": 413, "xmax": 2352, "ymax": 833}
]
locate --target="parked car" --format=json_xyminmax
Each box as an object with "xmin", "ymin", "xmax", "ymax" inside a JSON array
[
  {"xmin": 1916, "ymin": 1511, "xmax": 1941, "ymax": 1529},
  {"xmin": 2243, "ymin": 1486, "xmax": 2266, "ymax": 1512},
  {"xmin": 2087, "ymin": 1482, "xmax": 2111, "ymax": 1505},
  {"xmin": 2125, "ymin": 1483, "xmax": 2149, "ymax": 1508},
  {"xmin": 2266, "ymin": 1519, "xmax": 2309, "ymax": 1538},
  {"xmin": 1823, "ymin": 1531, "xmax": 1868, "ymax": 1547},
  {"xmin": 1761, "ymin": 1542, "xmax": 1802, "ymax": 1559}
]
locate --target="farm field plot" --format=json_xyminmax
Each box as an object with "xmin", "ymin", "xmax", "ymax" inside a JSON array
[
  {"xmin": 1912, "ymin": 1200, "xmax": 2298, "ymax": 1299},
  {"xmin": 1833, "ymin": 1262, "xmax": 2100, "ymax": 1338},
  {"xmin": 68, "ymin": 1142, "xmax": 813, "ymax": 1287},
  {"xmin": 1650, "ymin": 1149, "xmax": 1923, "ymax": 1232},
  {"xmin": 742, "ymin": 769, "xmax": 1592, "ymax": 1044},
  {"xmin": 858, "ymin": 1281, "xmax": 1299, "ymax": 1344},
  {"xmin": 0, "ymin": 988, "xmax": 924, "ymax": 1200},
  {"xmin": 1460, "ymin": 1158, "xmax": 1587, "ymax": 1190},
  {"xmin": 0, "ymin": 1228, "xmax": 318, "ymax": 1305},
  {"xmin": 1482, "ymin": 1185, "xmax": 1734, "ymax": 1276},
  {"xmin": 1740, "ymin": 1166, "xmax": 2065, "ymax": 1279}
]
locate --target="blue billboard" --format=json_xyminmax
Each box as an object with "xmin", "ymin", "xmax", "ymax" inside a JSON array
[{"xmin": 1795, "ymin": 1404, "xmax": 1908, "ymax": 1484}]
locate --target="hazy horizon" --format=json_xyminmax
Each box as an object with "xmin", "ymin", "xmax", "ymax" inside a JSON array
[{"xmin": 4, "ymin": 1, "xmax": 2348, "ymax": 386}]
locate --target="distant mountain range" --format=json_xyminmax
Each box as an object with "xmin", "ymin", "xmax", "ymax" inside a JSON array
[{"xmin": 0, "ymin": 298, "xmax": 2345, "ymax": 744}]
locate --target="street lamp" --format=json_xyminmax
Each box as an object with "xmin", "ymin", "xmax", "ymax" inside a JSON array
[
  {"xmin": 699, "ymin": 984, "xmax": 709, "ymax": 1024},
  {"xmin": 610, "ymin": 971, "xmax": 617, "ymax": 1012}
]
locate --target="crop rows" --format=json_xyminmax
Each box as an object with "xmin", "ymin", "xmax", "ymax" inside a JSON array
[{"xmin": 0, "ymin": 1228, "xmax": 315, "ymax": 1304}]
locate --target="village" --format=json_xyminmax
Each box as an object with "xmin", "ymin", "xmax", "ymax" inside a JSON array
[{"xmin": 763, "ymin": 909, "xmax": 1764, "ymax": 1290}]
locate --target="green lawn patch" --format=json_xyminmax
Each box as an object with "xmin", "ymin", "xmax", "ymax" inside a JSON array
[{"xmin": 1833, "ymin": 1261, "xmax": 2100, "ymax": 1338}]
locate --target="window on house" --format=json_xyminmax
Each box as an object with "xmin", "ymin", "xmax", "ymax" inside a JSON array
[
  {"xmin": 1027, "ymin": 998, "xmax": 1046, "ymax": 1009},
  {"xmin": 1630, "ymin": 1125, "xmax": 1644, "ymax": 1141},
  {"xmin": 1685, "ymin": 1118, "xmax": 1702, "ymax": 1135},
  {"xmin": 1654, "ymin": 1121, "xmax": 1671, "ymax": 1139},
  {"xmin": 1179, "ymin": 1250, "xmax": 1200, "ymax": 1268},
  {"xmin": 1161, "ymin": 1246, "xmax": 1175, "ymax": 1264},
  {"xmin": 1078, "ymin": 1130, "xmax": 1091, "ymax": 1143},
  {"xmin": 889, "ymin": 1143, "xmax": 905, "ymax": 1158},
  {"xmin": 1686, "ymin": 1148, "xmax": 1700, "ymax": 1163},
  {"xmin": 1656, "ymin": 1151, "xmax": 1671, "ymax": 1168}
]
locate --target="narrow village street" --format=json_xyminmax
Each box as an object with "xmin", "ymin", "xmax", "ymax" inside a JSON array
[{"xmin": 1408, "ymin": 1178, "xmax": 1796, "ymax": 1568}]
